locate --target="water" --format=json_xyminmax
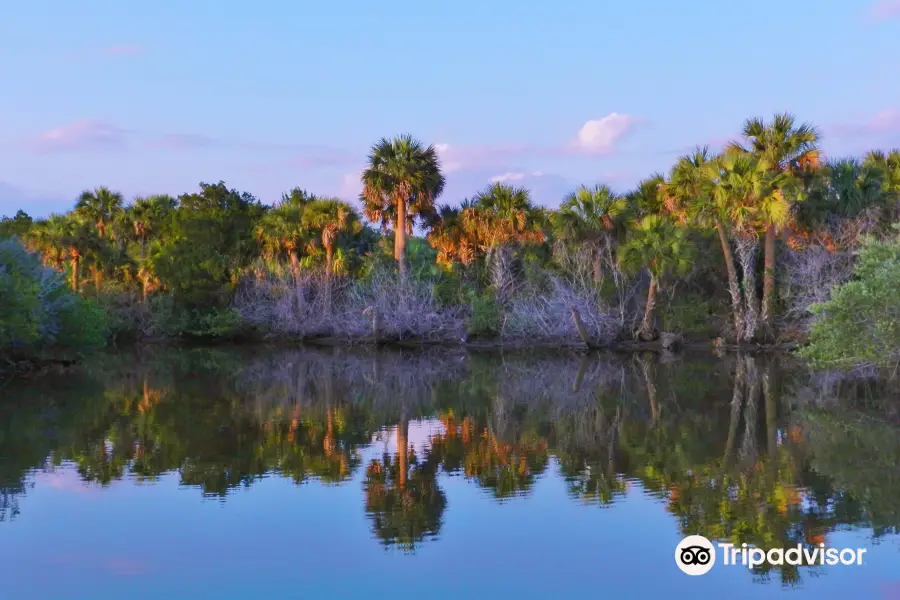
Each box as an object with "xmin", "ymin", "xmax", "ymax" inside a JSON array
[{"xmin": 1, "ymin": 347, "xmax": 898, "ymax": 599}]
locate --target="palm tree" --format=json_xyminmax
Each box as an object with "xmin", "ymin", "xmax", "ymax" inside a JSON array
[
  {"xmin": 255, "ymin": 201, "xmax": 307, "ymax": 281},
  {"xmin": 75, "ymin": 187, "xmax": 125, "ymax": 239},
  {"xmin": 728, "ymin": 114, "xmax": 819, "ymax": 333},
  {"xmin": 628, "ymin": 174, "xmax": 667, "ymax": 217},
  {"xmin": 663, "ymin": 147, "xmax": 744, "ymax": 339},
  {"xmin": 361, "ymin": 135, "xmax": 445, "ymax": 277},
  {"xmin": 471, "ymin": 182, "xmax": 545, "ymax": 249},
  {"xmin": 863, "ymin": 149, "xmax": 900, "ymax": 216},
  {"xmin": 25, "ymin": 214, "xmax": 69, "ymax": 269},
  {"xmin": 301, "ymin": 198, "xmax": 361, "ymax": 279},
  {"xmin": 618, "ymin": 214, "xmax": 691, "ymax": 341},
  {"xmin": 427, "ymin": 203, "xmax": 478, "ymax": 267},
  {"xmin": 127, "ymin": 195, "xmax": 176, "ymax": 260},
  {"xmin": 705, "ymin": 152, "xmax": 784, "ymax": 341},
  {"xmin": 61, "ymin": 216, "xmax": 100, "ymax": 293},
  {"xmin": 552, "ymin": 184, "xmax": 630, "ymax": 283}
]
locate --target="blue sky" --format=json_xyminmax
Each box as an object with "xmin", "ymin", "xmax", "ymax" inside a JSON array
[{"xmin": 1, "ymin": 0, "xmax": 899, "ymax": 217}]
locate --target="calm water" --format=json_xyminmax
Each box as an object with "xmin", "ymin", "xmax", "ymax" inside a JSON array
[{"xmin": 1, "ymin": 347, "xmax": 899, "ymax": 599}]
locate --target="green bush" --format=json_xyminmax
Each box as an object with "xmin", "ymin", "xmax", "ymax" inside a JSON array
[
  {"xmin": 467, "ymin": 291, "xmax": 502, "ymax": 338},
  {"xmin": 0, "ymin": 239, "xmax": 107, "ymax": 360},
  {"xmin": 801, "ymin": 227, "xmax": 900, "ymax": 367}
]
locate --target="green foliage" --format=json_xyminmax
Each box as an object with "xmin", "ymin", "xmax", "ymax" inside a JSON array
[
  {"xmin": 0, "ymin": 239, "xmax": 107, "ymax": 361},
  {"xmin": 2, "ymin": 123, "xmax": 899, "ymax": 359},
  {"xmin": 55, "ymin": 296, "xmax": 108, "ymax": 349},
  {"xmin": 802, "ymin": 229, "xmax": 900, "ymax": 367},
  {"xmin": 618, "ymin": 215, "xmax": 692, "ymax": 279},
  {"xmin": 0, "ymin": 210, "xmax": 34, "ymax": 240},
  {"xmin": 184, "ymin": 308, "xmax": 251, "ymax": 340},
  {"xmin": 150, "ymin": 182, "xmax": 264, "ymax": 308},
  {"xmin": 467, "ymin": 291, "xmax": 502, "ymax": 338}
]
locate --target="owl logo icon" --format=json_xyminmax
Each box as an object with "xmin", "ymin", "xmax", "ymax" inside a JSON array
[{"xmin": 675, "ymin": 535, "xmax": 716, "ymax": 575}]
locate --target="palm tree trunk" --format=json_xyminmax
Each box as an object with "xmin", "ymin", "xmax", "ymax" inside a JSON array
[
  {"xmin": 139, "ymin": 237, "xmax": 146, "ymax": 261},
  {"xmin": 70, "ymin": 255, "xmax": 80, "ymax": 292},
  {"xmin": 735, "ymin": 237, "xmax": 760, "ymax": 343},
  {"xmin": 325, "ymin": 244, "xmax": 334, "ymax": 280},
  {"xmin": 397, "ymin": 418, "xmax": 408, "ymax": 489},
  {"xmin": 97, "ymin": 221, "xmax": 105, "ymax": 239},
  {"xmin": 592, "ymin": 250, "xmax": 603, "ymax": 284},
  {"xmin": 763, "ymin": 358, "xmax": 778, "ymax": 457},
  {"xmin": 716, "ymin": 218, "xmax": 744, "ymax": 340},
  {"xmin": 722, "ymin": 354, "xmax": 746, "ymax": 471},
  {"xmin": 91, "ymin": 265, "xmax": 102, "ymax": 293},
  {"xmin": 638, "ymin": 355, "xmax": 658, "ymax": 422},
  {"xmin": 760, "ymin": 224, "xmax": 777, "ymax": 339},
  {"xmin": 638, "ymin": 273, "xmax": 657, "ymax": 341},
  {"xmin": 395, "ymin": 197, "xmax": 407, "ymax": 277},
  {"xmin": 289, "ymin": 250, "xmax": 300, "ymax": 282}
]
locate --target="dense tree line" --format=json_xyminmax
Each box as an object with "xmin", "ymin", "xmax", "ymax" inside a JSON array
[{"xmin": 2, "ymin": 113, "xmax": 899, "ymax": 360}]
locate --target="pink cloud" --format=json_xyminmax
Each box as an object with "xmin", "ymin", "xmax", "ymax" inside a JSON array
[
  {"xmin": 868, "ymin": 0, "xmax": 900, "ymax": 20},
  {"xmin": 829, "ymin": 109, "xmax": 900, "ymax": 137},
  {"xmin": 29, "ymin": 119, "xmax": 126, "ymax": 154}
]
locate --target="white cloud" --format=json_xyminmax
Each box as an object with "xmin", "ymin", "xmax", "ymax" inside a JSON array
[
  {"xmin": 30, "ymin": 119, "xmax": 126, "ymax": 154},
  {"xmin": 489, "ymin": 170, "xmax": 545, "ymax": 183},
  {"xmin": 574, "ymin": 113, "xmax": 637, "ymax": 155}
]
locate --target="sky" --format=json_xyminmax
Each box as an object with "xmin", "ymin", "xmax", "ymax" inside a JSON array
[{"xmin": 1, "ymin": 0, "xmax": 899, "ymax": 217}]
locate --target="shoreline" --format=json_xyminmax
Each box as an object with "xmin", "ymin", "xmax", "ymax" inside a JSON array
[{"xmin": 0, "ymin": 335, "xmax": 804, "ymax": 380}]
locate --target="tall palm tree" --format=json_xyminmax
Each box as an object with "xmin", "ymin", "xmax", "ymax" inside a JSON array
[
  {"xmin": 255, "ymin": 201, "xmax": 307, "ymax": 281},
  {"xmin": 301, "ymin": 198, "xmax": 361, "ymax": 279},
  {"xmin": 61, "ymin": 216, "xmax": 100, "ymax": 293},
  {"xmin": 705, "ymin": 152, "xmax": 784, "ymax": 341},
  {"xmin": 127, "ymin": 195, "xmax": 176, "ymax": 260},
  {"xmin": 75, "ymin": 187, "xmax": 125, "ymax": 239},
  {"xmin": 552, "ymin": 184, "xmax": 630, "ymax": 283},
  {"xmin": 728, "ymin": 114, "xmax": 819, "ymax": 333},
  {"xmin": 618, "ymin": 214, "xmax": 691, "ymax": 341},
  {"xmin": 663, "ymin": 147, "xmax": 744, "ymax": 338},
  {"xmin": 361, "ymin": 135, "xmax": 445, "ymax": 277}
]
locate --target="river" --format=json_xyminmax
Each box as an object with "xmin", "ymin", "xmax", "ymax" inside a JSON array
[{"xmin": 1, "ymin": 347, "xmax": 898, "ymax": 599}]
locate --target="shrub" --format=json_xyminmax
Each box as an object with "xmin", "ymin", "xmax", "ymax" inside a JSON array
[
  {"xmin": 801, "ymin": 227, "xmax": 900, "ymax": 368},
  {"xmin": 0, "ymin": 239, "xmax": 107, "ymax": 360},
  {"xmin": 467, "ymin": 291, "xmax": 502, "ymax": 338}
]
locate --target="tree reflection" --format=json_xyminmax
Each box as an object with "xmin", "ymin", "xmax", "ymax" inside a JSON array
[
  {"xmin": 363, "ymin": 417, "xmax": 446, "ymax": 551},
  {"xmin": 1, "ymin": 346, "xmax": 898, "ymax": 572}
]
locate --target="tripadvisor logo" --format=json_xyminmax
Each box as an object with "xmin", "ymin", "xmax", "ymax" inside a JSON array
[
  {"xmin": 675, "ymin": 535, "xmax": 867, "ymax": 576},
  {"xmin": 675, "ymin": 535, "xmax": 716, "ymax": 576}
]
